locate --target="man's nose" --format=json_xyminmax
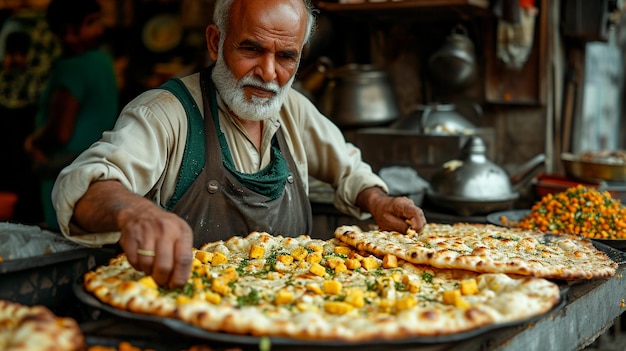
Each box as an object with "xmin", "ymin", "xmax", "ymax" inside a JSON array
[{"xmin": 255, "ymin": 55, "xmax": 278, "ymax": 82}]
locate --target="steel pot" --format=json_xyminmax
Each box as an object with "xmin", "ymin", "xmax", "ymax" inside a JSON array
[
  {"xmin": 428, "ymin": 24, "xmax": 477, "ymax": 90},
  {"xmin": 427, "ymin": 136, "xmax": 545, "ymax": 216},
  {"xmin": 318, "ymin": 64, "xmax": 401, "ymax": 128}
]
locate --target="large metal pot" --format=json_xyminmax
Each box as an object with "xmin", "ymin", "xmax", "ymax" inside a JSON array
[
  {"xmin": 427, "ymin": 136, "xmax": 545, "ymax": 216},
  {"xmin": 318, "ymin": 64, "xmax": 401, "ymax": 128}
]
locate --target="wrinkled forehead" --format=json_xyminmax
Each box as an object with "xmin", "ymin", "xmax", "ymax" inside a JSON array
[{"xmin": 227, "ymin": 0, "xmax": 308, "ymax": 45}]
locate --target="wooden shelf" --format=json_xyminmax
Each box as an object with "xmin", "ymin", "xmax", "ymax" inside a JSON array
[{"xmin": 317, "ymin": 0, "xmax": 492, "ymax": 18}]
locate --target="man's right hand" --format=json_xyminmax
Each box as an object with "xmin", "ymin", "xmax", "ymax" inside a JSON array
[{"xmin": 73, "ymin": 180, "xmax": 194, "ymax": 288}]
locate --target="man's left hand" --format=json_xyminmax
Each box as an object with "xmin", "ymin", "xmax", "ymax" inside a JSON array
[{"xmin": 356, "ymin": 187, "xmax": 426, "ymax": 233}]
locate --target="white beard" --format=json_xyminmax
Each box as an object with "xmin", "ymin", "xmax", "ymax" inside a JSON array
[{"xmin": 212, "ymin": 52, "xmax": 296, "ymax": 122}]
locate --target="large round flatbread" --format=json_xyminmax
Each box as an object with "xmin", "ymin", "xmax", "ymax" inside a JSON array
[
  {"xmin": 84, "ymin": 232, "xmax": 562, "ymax": 342},
  {"xmin": 0, "ymin": 300, "xmax": 85, "ymax": 351},
  {"xmin": 334, "ymin": 223, "xmax": 617, "ymax": 280}
]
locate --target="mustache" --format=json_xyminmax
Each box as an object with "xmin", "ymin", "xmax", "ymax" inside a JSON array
[{"xmin": 239, "ymin": 75, "xmax": 280, "ymax": 94}]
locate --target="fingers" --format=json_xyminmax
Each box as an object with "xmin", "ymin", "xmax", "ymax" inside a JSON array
[
  {"xmin": 407, "ymin": 207, "xmax": 427, "ymax": 232},
  {"xmin": 119, "ymin": 212, "xmax": 194, "ymax": 289},
  {"xmin": 167, "ymin": 234, "xmax": 194, "ymax": 288},
  {"xmin": 375, "ymin": 196, "xmax": 427, "ymax": 233},
  {"xmin": 121, "ymin": 230, "xmax": 156, "ymax": 276}
]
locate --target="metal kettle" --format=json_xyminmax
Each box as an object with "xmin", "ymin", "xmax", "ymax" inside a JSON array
[
  {"xmin": 427, "ymin": 136, "xmax": 546, "ymax": 216},
  {"xmin": 428, "ymin": 24, "xmax": 477, "ymax": 91},
  {"xmin": 318, "ymin": 64, "xmax": 401, "ymax": 128}
]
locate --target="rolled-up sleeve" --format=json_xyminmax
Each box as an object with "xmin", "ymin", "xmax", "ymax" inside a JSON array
[
  {"xmin": 281, "ymin": 91, "xmax": 388, "ymax": 219},
  {"xmin": 52, "ymin": 89, "xmax": 190, "ymax": 246}
]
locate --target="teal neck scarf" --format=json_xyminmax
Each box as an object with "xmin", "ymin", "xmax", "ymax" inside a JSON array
[{"xmin": 209, "ymin": 79, "xmax": 290, "ymax": 200}]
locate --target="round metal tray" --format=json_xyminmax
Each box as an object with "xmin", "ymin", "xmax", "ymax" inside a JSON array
[{"xmin": 74, "ymin": 279, "xmax": 566, "ymax": 349}]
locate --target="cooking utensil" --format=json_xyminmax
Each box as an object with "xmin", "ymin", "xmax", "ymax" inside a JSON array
[
  {"xmin": 390, "ymin": 103, "xmax": 481, "ymax": 135},
  {"xmin": 318, "ymin": 64, "xmax": 401, "ymax": 128},
  {"xmin": 428, "ymin": 24, "xmax": 477, "ymax": 90},
  {"xmin": 427, "ymin": 136, "xmax": 545, "ymax": 216},
  {"xmin": 562, "ymin": 152, "xmax": 626, "ymax": 182},
  {"xmin": 421, "ymin": 103, "xmax": 481, "ymax": 135}
]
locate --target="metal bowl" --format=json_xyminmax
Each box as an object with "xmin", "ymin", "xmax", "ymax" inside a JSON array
[{"xmin": 562, "ymin": 152, "xmax": 626, "ymax": 182}]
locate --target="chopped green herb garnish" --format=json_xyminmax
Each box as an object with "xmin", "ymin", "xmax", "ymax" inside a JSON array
[{"xmin": 421, "ymin": 272, "xmax": 434, "ymax": 283}]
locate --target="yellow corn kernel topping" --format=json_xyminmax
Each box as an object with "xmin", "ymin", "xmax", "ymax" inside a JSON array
[
  {"xmin": 334, "ymin": 245, "xmax": 352, "ymax": 256},
  {"xmin": 324, "ymin": 301, "xmax": 354, "ymax": 315},
  {"xmin": 344, "ymin": 258, "xmax": 361, "ymax": 270},
  {"xmin": 194, "ymin": 251, "xmax": 213, "ymax": 264},
  {"xmin": 396, "ymin": 296, "xmax": 417, "ymax": 311},
  {"xmin": 138, "ymin": 276, "xmax": 158, "ymax": 289},
  {"xmin": 323, "ymin": 280, "xmax": 342, "ymax": 295},
  {"xmin": 460, "ymin": 279, "xmax": 479, "ymax": 295},
  {"xmin": 220, "ymin": 266, "xmax": 239, "ymax": 282},
  {"xmin": 205, "ymin": 291, "xmax": 222, "ymax": 305},
  {"xmin": 442, "ymin": 290, "xmax": 460, "ymax": 305},
  {"xmin": 191, "ymin": 258, "xmax": 202, "ymax": 268},
  {"xmin": 309, "ymin": 262, "xmax": 326, "ymax": 276},
  {"xmin": 305, "ymin": 283, "xmax": 323, "ymax": 295},
  {"xmin": 361, "ymin": 256, "xmax": 380, "ymax": 270},
  {"xmin": 382, "ymin": 254, "xmax": 398, "ymax": 269},
  {"xmin": 344, "ymin": 288, "xmax": 365, "ymax": 308},
  {"xmin": 191, "ymin": 277, "xmax": 204, "ymax": 291},
  {"xmin": 249, "ymin": 245, "xmax": 265, "ymax": 259},
  {"xmin": 274, "ymin": 289, "xmax": 293, "ymax": 305},
  {"xmin": 334, "ymin": 262, "xmax": 348, "ymax": 273},
  {"xmin": 176, "ymin": 295, "xmax": 192, "ymax": 305},
  {"xmin": 277, "ymin": 254, "xmax": 294, "ymax": 265},
  {"xmin": 291, "ymin": 247, "xmax": 308, "ymax": 261},
  {"xmin": 211, "ymin": 277, "xmax": 231, "ymax": 296},
  {"xmin": 443, "ymin": 289, "xmax": 470, "ymax": 308},
  {"xmin": 211, "ymin": 252, "xmax": 228, "ymax": 266},
  {"xmin": 309, "ymin": 245, "xmax": 324, "ymax": 253},
  {"xmin": 325, "ymin": 257, "xmax": 343, "ymax": 269},
  {"xmin": 306, "ymin": 252, "xmax": 323, "ymax": 264}
]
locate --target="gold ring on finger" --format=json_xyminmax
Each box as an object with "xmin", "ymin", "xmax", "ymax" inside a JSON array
[{"xmin": 137, "ymin": 249, "xmax": 156, "ymax": 257}]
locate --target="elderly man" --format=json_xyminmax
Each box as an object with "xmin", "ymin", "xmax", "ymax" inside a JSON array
[{"xmin": 52, "ymin": 0, "xmax": 426, "ymax": 288}]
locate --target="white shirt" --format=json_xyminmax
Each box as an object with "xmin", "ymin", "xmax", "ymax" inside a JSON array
[{"xmin": 52, "ymin": 73, "xmax": 388, "ymax": 246}]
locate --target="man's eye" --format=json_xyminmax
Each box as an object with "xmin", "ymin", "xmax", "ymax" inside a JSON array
[{"xmin": 278, "ymin": 53, "xmax": 297, "ymax": 61}]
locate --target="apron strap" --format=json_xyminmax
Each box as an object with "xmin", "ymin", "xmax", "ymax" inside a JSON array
[{"xmin": 159, "ymin": 78, "xmax": 206, "ymax": 210}]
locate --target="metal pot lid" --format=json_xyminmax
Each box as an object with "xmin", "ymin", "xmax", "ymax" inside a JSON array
[{"xmin": 429, "ymin": 137, "xmax": 517, "ymax": 199}]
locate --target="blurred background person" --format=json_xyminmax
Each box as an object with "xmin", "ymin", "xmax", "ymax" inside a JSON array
[
  {"xmin": 0, "ymin": 0, "xmax": 60, "ymax": 224},
  {"xmin": 24, "ymin": 0, "xmax": 119, "ymax": 231}
]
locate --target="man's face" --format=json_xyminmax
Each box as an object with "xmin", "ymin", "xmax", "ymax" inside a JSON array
[{"xmin": 210, "ymin": 0, "xmax": 308, "ymax": 121}]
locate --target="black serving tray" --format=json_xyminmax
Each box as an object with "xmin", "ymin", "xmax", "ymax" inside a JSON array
[{"xmin": 73, "ymin": 278, "xmax": 567, "ymax": 350}]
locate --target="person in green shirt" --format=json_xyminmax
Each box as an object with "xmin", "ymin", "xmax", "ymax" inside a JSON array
[{"xmin": 24, "ymin": 0, "xmax": 119, "ymax": 231}]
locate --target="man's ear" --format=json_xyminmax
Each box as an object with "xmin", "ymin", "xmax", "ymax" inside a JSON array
[{"xmin": 205, "ymin": 24, "xmax": 220, "ymax": 62}]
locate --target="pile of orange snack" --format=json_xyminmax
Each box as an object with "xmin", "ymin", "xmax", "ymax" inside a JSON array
[
  {"xmin": 506, "ymin": 185, "xmax": 626, "ymax": 240},
  {"xmin": 87, "ymin": 342, "xmax": 234, "ymax": 351}
]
